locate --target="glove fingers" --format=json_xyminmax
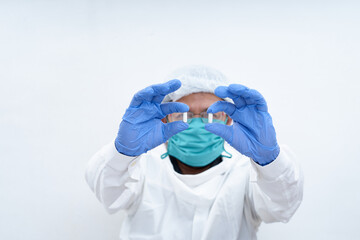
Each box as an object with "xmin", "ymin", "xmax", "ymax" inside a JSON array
[
  {"xmin": 215, "ymin": 86, "xmax": 247, "ymax": 108},
  {"xmin": 130, "ymin": 86, "xmax": 155, "ymax": 107},
  {"xmin": 163, "ymin": 121, "xmax": 189, "ymax": 140},
  {"xmin": 215, "ymin": 86, "xmax": 238, "ymax": 99},
  {"xmin": 227, "ymin": 84, "xmax": 250, "ymax": 95},
  {"xmin": 161, "ymin": 102, "xmax": 189, "ymax": 116},
  {"xmin": 228, "ymin": 85, "xmax": 268, "ymax": 112},
  {"xmin": 151, "ymin": 79, "xmax": 182, "ymax": 103},
  {"xmin": 205, "ymin": 123, "xmax": 233, "ymax": 144},
  {"xmin": 130, "ymin": 80, "xmax": 182, "ymax": 107},
  {"xmin": 207, "ymin": 101, "xmax": 236, "ymax": 117},
  {"xmin": 207, "ymin": 101, "xmax": 258, "ymax": 126}
]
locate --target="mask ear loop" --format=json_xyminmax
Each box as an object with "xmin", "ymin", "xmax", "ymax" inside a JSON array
[
  {"xmin": 161, "ymin": 152, "xmax": 169, "ymax": 159},
  {"xmin": 221, "ymin": 149, "xmax": 232, "ymax": 159}
]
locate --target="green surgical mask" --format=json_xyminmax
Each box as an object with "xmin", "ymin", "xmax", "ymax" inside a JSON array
[{"xmin": 162, "ymin": 118, "xmax": 232, "ymax": 167}]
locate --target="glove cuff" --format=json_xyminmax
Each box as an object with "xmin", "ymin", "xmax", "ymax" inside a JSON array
[{"xmin": 252, "ymin": 144, "xmax": 280, "ymax": 166}]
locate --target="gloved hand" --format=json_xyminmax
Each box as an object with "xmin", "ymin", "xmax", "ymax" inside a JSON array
[
  {"xmin": 115, "ymin": 79, "xmax": 189, "ymax": 156},
  {"xmin": 205, "ymin": 84, "xmax": 280, "ymax": 166}
]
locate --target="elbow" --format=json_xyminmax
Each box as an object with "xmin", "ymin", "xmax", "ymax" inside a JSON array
[
  {"xmin": 259, "ymin": 187, "xmax": 304, "ymax": 224},
  {"xmin": 100, "ymin": 186, "xmax": 139, "ymax": 214},
  {"xmin": 262, "ymin": 200, "xmax": 302, "ymax": 223}
]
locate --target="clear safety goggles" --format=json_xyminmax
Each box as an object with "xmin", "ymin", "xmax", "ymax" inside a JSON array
[{"xmin": 166, "ymin": 111, "xmax": 227, "ymax": 124}]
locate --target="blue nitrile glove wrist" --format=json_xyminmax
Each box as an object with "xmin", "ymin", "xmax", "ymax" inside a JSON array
[
  {"xmin": 115, "ymin": 79, "xmax": 189, "ymax": 156},
  {"xmin": 205, "ymin": 84, "xmax": 280, "ymax": 166}
]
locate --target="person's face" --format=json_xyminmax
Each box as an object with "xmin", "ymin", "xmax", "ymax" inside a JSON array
[{"xmin": 169, "ymin": 92, "xmax": 232, "ymax": 125}]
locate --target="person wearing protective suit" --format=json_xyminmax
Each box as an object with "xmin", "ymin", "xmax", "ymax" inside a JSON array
[{"xmin": 85, "ymin": 66, "xmax": 303, "ymax": 240}]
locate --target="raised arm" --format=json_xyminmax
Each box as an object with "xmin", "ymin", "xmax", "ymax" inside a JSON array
[
  {"xmin": 206, "ymin": 84, "xmax": 303, "ymax": 222},
  {"xmin": 85, "ymin": 80, "xmax": 189, "ymax": 213}
]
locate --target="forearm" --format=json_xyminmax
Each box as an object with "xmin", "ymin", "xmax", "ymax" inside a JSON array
[
  {"xmin": 250, "ymin": 145, "xmax": 304, "ymax": 223},
  {"xmin": 85, "ymin": 142, "xmax": 144, "ymax": 214}
]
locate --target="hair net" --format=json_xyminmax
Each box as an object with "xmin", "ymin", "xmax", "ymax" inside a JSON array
[{"xmin": 163, "ymin": 65, "xmax": 231, "ymax": 103}]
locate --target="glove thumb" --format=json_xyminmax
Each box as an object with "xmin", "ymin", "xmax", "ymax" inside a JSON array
[
  {"xmin": 163, "ymin": 121, "xmax": 189, "ymax": 141},
  {"xmin": 205, "ymin": 123, "xmax": 233, "ymax": 144}
]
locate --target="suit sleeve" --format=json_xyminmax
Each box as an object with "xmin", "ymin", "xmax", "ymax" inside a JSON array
[
  {"xmin": 85, "ymin": 142, "xmax": 145, "ymax": 214},
  {"xmin": 249, "ymin": 144, "xmax": 304, "ymax": 223}
]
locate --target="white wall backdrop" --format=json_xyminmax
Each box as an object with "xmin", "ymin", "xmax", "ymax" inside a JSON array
[{"xmin": 1, "ymin": 0, "xmax": 359, "ymax": 239}]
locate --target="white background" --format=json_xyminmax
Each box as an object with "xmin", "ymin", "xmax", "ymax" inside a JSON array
[{"xmin": 1, "ymin": 0, "xmax": 359, "ymax": 239}]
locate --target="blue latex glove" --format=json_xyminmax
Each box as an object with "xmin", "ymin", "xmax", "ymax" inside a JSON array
[
  {"xmin": 205, "ymin": 84, "xmax": 280, "ymax": 166},
  {"xmin": 115, "ymin": 79, "xmax": 189, "ymax": 156}
]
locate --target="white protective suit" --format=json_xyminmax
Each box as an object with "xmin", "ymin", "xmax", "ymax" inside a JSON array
[{"xmin": 86, "ymin": 142, "xmax": 303, "ymax": 240}]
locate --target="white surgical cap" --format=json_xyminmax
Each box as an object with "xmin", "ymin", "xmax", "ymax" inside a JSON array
[{"xmin": 163, "ymin": 65, "xmax": 231, "ymax": 103}]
